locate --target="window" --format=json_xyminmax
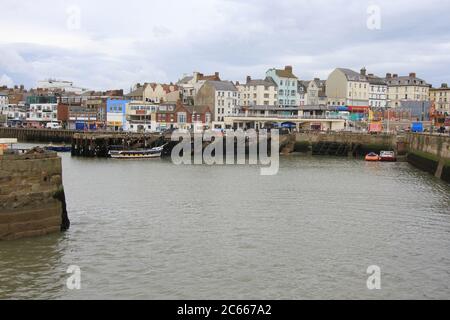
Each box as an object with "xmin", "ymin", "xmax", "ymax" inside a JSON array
[{"xmin": 178, "ymin": 112, "xmax": 187, "ymax": 123}]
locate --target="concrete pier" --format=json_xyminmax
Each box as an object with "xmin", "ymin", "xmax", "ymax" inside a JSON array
[{"xmin": 0, "ymin": 150, "xmax": 69, "ymax": 240}]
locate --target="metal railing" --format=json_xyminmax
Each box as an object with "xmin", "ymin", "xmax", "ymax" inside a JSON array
[{"xmin": 230, "ymin": 113, "xmax": 347, "ymax": 120}]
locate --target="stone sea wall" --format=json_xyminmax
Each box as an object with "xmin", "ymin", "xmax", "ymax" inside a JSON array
[
  {"xmin": 0, "ymin": 151, "xmax": 69, "ymax": 241},
  {"xmin": 406, "ymin": 133, "xmax": 450, "ymax": 183}
]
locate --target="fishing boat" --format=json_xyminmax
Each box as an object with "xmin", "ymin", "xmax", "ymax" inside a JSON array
[
  {"xmin": 379, "ymin": 151, "xmax": 397, "ymax": 162},
  {"xmin": 365, "ymin": 152, "xmax": 380, "ymax": 162},
  {"xmin": 45, "ymin": 144, "xmax": 72, "ymax": 153},
  {"xmin": 108, "ymin": 145, "xmax": 165, "ymax": 159}
]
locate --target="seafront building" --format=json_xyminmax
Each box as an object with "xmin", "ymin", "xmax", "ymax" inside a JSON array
[
  {"xmin": 0, "ymin": 65, "xmax": 446, "ymax": 132},
  {"xmin": 125, "ymin": 101, "xmax": 159, "ymax": 133},
  {"xmin": 0, "ymin": 92, "xmax": 8, "ymax": 106},
  {"xmin": 224, "ymin": 105, "xmax": 346, "ymax": 131},
  {"xmin": 143, "ymin": 83, "xmax": 180, "ymax": 104},
  {"xmin": 383, "ymin": 72, "xmax": 430, "ymax": 108},
  {"xmin": 266, "ymin": 66, "xmax": 299, "ymax": 107},
  {"xmin": 430, "ymin": 83, "xmax": 450, "ymax": 115},
  {"xmin": 26, "ymin": 96, "xmax": 58, "ymax": 128},
  {"xmin": 366, "ymin": 74, "xmax": 388, "ymax": 108},
  {"xmin": 237, "ymin": 76, "xmax": 278, "ymax": 107},
  {"xmin": 37, "ymin": 79, "xmax": 88, "ymax": 94},
  {"xmin": 106, "ymin": 99, "xmax": 130, "ymax": 131},
  {"xmin": 177, "ymin": 72, "xmax": 221, "ymax": 105},
  {"xmin": 326, "ymin": 68, "xmax": 370, "ymax": 107},
  {"xmin": 298, "ymin": 78, "xmax": 327, "ymax": 106},
  {"xmin": 194, "ymin": 80, "xmax": 239, "ymax": 126}
]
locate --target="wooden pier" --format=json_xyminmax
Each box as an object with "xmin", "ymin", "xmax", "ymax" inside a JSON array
[
  {"xmin": 0, "ymin": 127, "xmax": 75, "ymax": 143},
  {"xmin": 71, "ymin": 132, "xmax": 166, "ymax": 157}
]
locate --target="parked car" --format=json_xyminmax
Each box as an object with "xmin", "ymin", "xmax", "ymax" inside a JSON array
[{"xmin": 46, "ymin": 122, "xmax": 62, "ymax": 130}]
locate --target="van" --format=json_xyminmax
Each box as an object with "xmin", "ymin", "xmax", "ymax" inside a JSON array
[{"xmin": 46, "ymin": 122, "xmax": 62, "ymax": 130}]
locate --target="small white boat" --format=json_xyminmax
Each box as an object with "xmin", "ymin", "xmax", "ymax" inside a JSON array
[
  {"xmin": 379, "ymin": 151, "xmax": 397, "ymax": 162},
  {"xmin": 109, "ymin": 145, "xmax": 165, "ymax": 159}
]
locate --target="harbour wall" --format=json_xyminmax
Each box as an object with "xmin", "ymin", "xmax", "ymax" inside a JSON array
[
  {"xmin": 288, "ymin": 132, "xmax": 399, "ymax": 156},
  {"xmin": 406, "ymin": 133, "xmax": 450, "ymax": 183},
  {"xmin": 0, "ymin": 127, "xmax": 75, "ymax": 143},
  {"xmin": 0, "ymin": 151, "xmax": 70, "ymax": 241}
]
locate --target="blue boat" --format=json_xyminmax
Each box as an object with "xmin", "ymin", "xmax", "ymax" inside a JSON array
[{"xmin": 45, "ymin": 145, "xmax": 72, "ymax": 153}]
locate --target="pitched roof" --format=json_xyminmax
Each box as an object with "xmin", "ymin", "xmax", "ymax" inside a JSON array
[
  {"xmin": 366, "ymin": 75, "xmax": 386, "ymax": 85},
  {"xmin": 274, "ymin": 68, "xmax": 298, "ymax": 79},
  {"xmin": 207, "ymin": 81, "xmax": 237, "ymax": 91},
  {"xmin": 177, "ymin": 76, "xmax": 194, "ymax": 85},
  {"xmin": 125, "ymin": 86, "xmax": 144, "ymax": 98},
  {"xmin": 383, "ymin": 75, "xmax": 429, "ymax": 86},
  {"xmin": 178, "ymin": 105, "xmax": 212, "ymax": 114},
  {"xmin": 200, "ymin": 74, "xmax": 221, "ymax": 81},
  {"xmin": 244, "ymin": 77, "xmax": 277, "ymax": 87},
  {"xmin": 337, "ymin": 68, "xmax": 368, "ymax": 82}
]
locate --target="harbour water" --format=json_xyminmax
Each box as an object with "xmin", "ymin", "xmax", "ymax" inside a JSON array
[{"xmin": 1, "ymin": 149, "xmax": 449, "ymax": 299}]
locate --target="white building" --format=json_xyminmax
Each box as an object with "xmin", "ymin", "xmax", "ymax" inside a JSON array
[
  {"xmin": 4, "ymin": 104, "xmax": 27, "ymax": 124},
  {"xmin": 27, "ymin": 103, "xmax": 58, "ymax": 124},
  {"xmin": 366, "ymin": 74, "xmax": 388, "ymax": 108},
  {"xmin": 0, "ymin": 93, "xmax": 8, "ymax": 106},
  {"xmin": 125, "ymin": 101, "xmax": 159, "ymax": 133},
  {"xmin": 37, "ymin": 79, "xmax": 88, "ymax": 94}
]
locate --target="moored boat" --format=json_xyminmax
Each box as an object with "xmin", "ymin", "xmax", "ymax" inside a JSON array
[
  {"xmin": 365, "ymin": 152, "xmax": 380, "ymax": 162},
  {"xmin": 108, "ymin": 145, "xmax": 165, "ymax": 159},
  {"xmin": 45, "ymin": 145, "xmax": 72, "ymax": 152},
  {"xmin": 379, "ymin": 151, "xmax": 397, "ymax": 162}
]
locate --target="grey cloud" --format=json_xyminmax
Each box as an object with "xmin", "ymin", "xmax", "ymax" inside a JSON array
[{"xmin": 0, "ymin": 0, "xmax": 449, "ymax": 90}]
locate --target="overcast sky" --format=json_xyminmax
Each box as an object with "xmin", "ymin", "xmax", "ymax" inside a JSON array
[{"xmin": 0, "ymin": 0, "xmax": 449, "ymax": 91}]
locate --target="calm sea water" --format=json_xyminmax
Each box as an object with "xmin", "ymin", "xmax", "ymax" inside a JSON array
[{"xmin": 1, "ymin": 147, "xmax": 449, "ymax": 300}]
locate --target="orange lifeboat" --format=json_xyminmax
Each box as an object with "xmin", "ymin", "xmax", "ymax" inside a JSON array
[{"xmin": 365, "ymin": 152, "xmax": 380, "ymax": 162}]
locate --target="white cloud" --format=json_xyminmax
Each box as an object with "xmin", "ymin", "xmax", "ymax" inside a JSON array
[
  {"xmin": 0, "ymin": 0, "xmax": 449, "ymax": 89},
  {"xmin": 0, "ymin": 74, "xmax": 14, "ymax": 87}
]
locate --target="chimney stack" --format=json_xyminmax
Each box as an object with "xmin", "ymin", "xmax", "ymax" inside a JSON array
[
  {"xmin": 442, "ymin": 83, "xmax": 448, "ymax": 88},
  {"xmin": 386, "ymin": 73, "xmax": 392, "ymax": 78},
  {"xmin": 215, "ymin": 72, "xmax": 220, "ymax": 78},
  {"xmin": 193, "ymin": 72, "xmax": 200, "ymax": 82},
  {"xmin": 246, "ymin": 76, "xmax": 251, "ymax": 83},
  {"xmin": 360, "ymin": 67, "xmax": 367, "ymax": 76},
  {"xmin": 409, "ymin": 72, "xmax": 416, "ymax": 78},
  {"xmin": 393, "ymin": 74, "xmax": 398, "ymax": 78},
  {"xmin": 285, "ymin": 66, "xmax": 293, "ymax": 73}
]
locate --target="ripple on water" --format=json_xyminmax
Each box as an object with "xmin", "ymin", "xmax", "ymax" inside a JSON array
[{"xmin": 1, "ymin": 154, "xmax": 450, "ymax": 299}]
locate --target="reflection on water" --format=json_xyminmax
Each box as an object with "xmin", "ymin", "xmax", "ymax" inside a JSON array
[{"xmin": 1, "ymin": 151, "xmax": 449, "ymax": 299}]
